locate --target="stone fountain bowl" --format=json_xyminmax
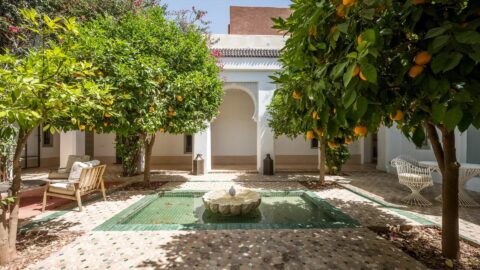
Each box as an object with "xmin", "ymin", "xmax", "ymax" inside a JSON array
[{"xmin": 202, "ymin": 189, "xmax": 261, "ymax": 216}]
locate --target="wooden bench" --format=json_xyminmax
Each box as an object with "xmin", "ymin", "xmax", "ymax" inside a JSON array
[{"xmin": 42, "ymin": 165, "xmax": 107, "ymax": 212}]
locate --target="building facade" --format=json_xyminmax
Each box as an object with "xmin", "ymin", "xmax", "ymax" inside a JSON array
[{"xmin": 23, "ymin": 6, "xmax": 480, "ymax": 191}]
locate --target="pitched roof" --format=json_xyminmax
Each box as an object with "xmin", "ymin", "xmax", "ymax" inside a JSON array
[{"xmin": 215, "ymin": 48, "xmax": 280, "ymax": 58}]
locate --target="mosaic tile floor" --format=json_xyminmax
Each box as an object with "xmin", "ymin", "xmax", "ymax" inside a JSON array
[{"xmin": 18, "ymin": 169, "xmax": 480, "ymax": 269}]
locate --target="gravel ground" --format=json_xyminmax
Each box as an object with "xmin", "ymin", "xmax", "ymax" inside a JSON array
[
  {"xmin": 375, "ymin": 226, "xmax": 480, "ymax": 270},
  {"xmin": 3, "ymin": 230, "xmax": 84, "ymax": 270}
]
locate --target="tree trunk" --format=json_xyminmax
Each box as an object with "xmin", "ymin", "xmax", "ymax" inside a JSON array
[
  {"xmin": 440, "ymin": 128, "xmax": 460, "ymax": 259},
  {"xmin": 143, "ymin": 133, "xmax": 156, "ymax": 185},
  {"xmin": 318, "ymin": 137, "xmax": 326, "ymax": 184},
  {"xmin": 0, "ymin": 129, "xmax": 31, "ymax": 265},
  {"xmin": 426, "ymin": 123, "xmax": 460, "ymax": 259}
]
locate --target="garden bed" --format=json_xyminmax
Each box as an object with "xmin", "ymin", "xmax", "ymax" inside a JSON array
[
  {"xmin": 3, "ymin": 230, "xmax": 84, "ymax": 270},
  {"xmin": 299, "ymin": 180, "xmax": 341, "ymax": 191},
  {"xmin": 373, "ymin": 226, "xmax": 480, "ymax": 270},
  {"xmin": 119, "ymin": 181, "xmax": 168, "ymax": 191}
]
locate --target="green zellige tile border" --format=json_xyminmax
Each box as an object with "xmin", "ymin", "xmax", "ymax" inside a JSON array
[
  {"xmin": 94, "ymin": 190, "xmax": 359, "ymax": 231},
  {"xmin": 338, "ymin": 183, "xmax": 437, "ymax": 226}
]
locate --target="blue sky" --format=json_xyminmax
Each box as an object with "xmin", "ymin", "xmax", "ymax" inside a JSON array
[{"xmin": 162, "ymin": 0, "xmax": 292, "ymax": 33}]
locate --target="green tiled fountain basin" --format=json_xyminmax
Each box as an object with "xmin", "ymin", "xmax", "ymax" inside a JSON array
[{"xmin": 94, "ymin": 190, "xmax": 359, "ymax": 231}]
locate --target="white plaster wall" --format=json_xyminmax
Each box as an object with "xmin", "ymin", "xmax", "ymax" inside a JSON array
[
  {"xmin": 94, "ymin": 133, "xmax": 116, "ymax": 157},
  {"xmin": 274, "ymin": 136, "xmax": 360, "ymax": 156},
  {"xmin": 348, "ymin": 141, "xmax": 361, "ymax": 155},
  {"xmin": 275, "ymin": 136, "xmax": 317, "ymax": 155},
  {"xmin": 39, "ymin": 132, "xmax": 60, "ymax": 166},
  {"xmin": 211, "ymin": 89, "xmax": 256, "ymax": 156},
  {"xmin": 153, "ymin": 133, "xmax": 190, "ymax": 156},
  {"xmin": 59, "ymin": 131, "xmax": 85, "ymax": 167},
  {"xmin": 93, "ymin": 132, "xmax": 189, "ymax": 157}
]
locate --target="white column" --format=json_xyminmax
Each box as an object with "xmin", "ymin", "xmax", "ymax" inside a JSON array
[
  {"xmin": 376, "ymin": 126, "xmax": 387, "ymax": 171},
  {"xmin": 193, "ymin": 123, "xmax": 211, "ymax": 173},
  {"xmin": 257, "ymin": 86, "xmax": 275, "ymax": 174},
  {"xmin": 59, "ymin": 131, "xmax": 85, "ymax": 167},
  {"xmin": 456, "ymin": 128, "xmax": 467, "ymax": 163}
]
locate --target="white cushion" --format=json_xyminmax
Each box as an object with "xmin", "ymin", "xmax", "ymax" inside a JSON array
[
  {"xmin": 67, "ymin": 160, "xmax": 100, "ymax": 181},
  {"xmin": 64, "ymin": 155, "xmax": 90, "ymax": 173},
  {"xmin": 84, "ymin": 160, "xmax": 100, "ymax": 167},
  {"xmin": 49, "ymin": 182, "xmax": 76, "ymax": 195}
]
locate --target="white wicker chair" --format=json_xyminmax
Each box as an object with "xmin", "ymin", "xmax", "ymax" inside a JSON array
[{"xmin": 391, "ymin": 156, "xmax": 434, "ymax": 207}]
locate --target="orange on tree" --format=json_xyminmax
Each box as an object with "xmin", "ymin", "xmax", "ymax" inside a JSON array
[
  {"xmin": 357, "ymin": 35, "xmax": 363, "ymax": 44},
  {"xmin": 159, "ymin": 128, "xmax": 165, "ymax": 132},
  {"xmin": 315, "ymin": 127, "xmax": 323, "ymax": 136},
  {"xmin": 345, "ymin": 137, "xmax": 353, "ymax": 145},
  {"xmin": 412, "ymin": 0, "xmax": 426, "ymax": 5},
  {"xmin": 330, "ymin": 25, "xmax": 337, "ymax": 33},
  {"xmin": 327, "ymin": 141, "xmax": 338, "ymax": 148},
  {"xmin": 352, "ymin": 66, "xmax": 360, "ymax": 77},
  {"xmin": 414, "ymin": 51, "xmax": 432, "ymax": 65},
  {"xmin": 306, "ymin": 130, "xmax": 315, "ymax": 140},
  {"xmin": 354, "ymin": 125, "xmax": 367, "ymax": 137},
  {"xmin": 104, "ymin": 112, "xmax": 112, "ymax": 118},
  {"xmin": 359, "ymin": 71, "xmax": 367, "ymax": 81},
  {"xmin": 168, "ymin": 111, "xmax": 177, "ymax": 116},
  {"xmin": 312, "ymin": 111, "xmax": 320, "ymax": 120},
  {"xmin": 308, "ymin": 25, "xmax": 317, "ymax": 37},
  {"xmin": 79, "ymin": 124, "xmax": 86, "ymax": 131},
  {"xmin": 177, "ymin": 95, "xmax": 183, "ymax": 102},
  {"xmin": 292, "ymin": 90, "xmax": 302, "ymax": 100},
  {"xmin": 390, "ymin": 110, "xmax": 404, "ymax": 121},
  {"xmin": 408, "ymin": 65, "xmax": 424, "ymax": 78},
  {"xmin": 342, "ymin": 0, "xmax": 355, "ymax": 7},
  {"xmin": 336, "ymin": 5, "xmax": 345, "ymax": 18},
  {"xmin": 149, "ymin": 106, "xmax": 155, "ymax": 113}
]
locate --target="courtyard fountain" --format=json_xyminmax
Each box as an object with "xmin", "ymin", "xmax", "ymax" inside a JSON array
[{"xmin": 202, "ymin": 186, "xmax": 262, "ymax": 216}]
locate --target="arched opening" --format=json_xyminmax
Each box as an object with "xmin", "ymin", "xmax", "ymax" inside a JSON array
[{"xmin": 211, "ymin": 89, "xmax": 257, "ymax": 170}]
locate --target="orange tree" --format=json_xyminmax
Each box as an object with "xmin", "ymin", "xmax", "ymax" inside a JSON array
[
  {"xmin": 0, "ymin": 9, "xmax": 112, "ymax": 265},
  {"xmin": 268, "ymin": 0, "xmax": 390, "ymax": 182},
  {"xmin": 273, "ymin": 0, "xmax": 480, "ymax": 259},
  {"xmin": 73, "ymin": 7, "xmax": 222, "ymax": 183}
]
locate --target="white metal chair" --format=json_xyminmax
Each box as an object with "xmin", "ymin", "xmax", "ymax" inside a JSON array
[{"xmin": 391, "ymin": 156, "xmax": 434, "ymax": 207}]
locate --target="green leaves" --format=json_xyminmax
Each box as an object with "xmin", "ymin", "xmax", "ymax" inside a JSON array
[
  {"xmin": 425, "ymin": 26, "xmax": 449, "ymax": 39},
  {"xmin": 431, "ymin": 52, "xmax": 463, "ymax": 74},
  {"xmin": 431, "ymin": 35, "xmax": 450, "ymax": 53},
  {"xmin": 444, "ymin": 106, "xmax": 463, "ymax": 131},
  {"xmin": 359, "ymin": 63, "xmax": 377, "ymax": 83},
  {"xmin": 454, "ymin": 31, "xmax": 480, "ymax": 44},
  {"xmin": 432, "ymin": 103, "xmax": 446, "ymax": 124}
]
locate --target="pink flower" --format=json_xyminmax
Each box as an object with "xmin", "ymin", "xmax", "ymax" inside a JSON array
[
  {"xmin": 196, "ymin": 11, "xmax": 206, "ymax": 20},
  {"xmin": 211, "ymin": 49, "xmax": 222, "ymax": 58},
  {"xmin": 134, "ymin": 0, "xmax": 142, "ymax": 7},
  {"xmin": 8, "ymin": 26, "xmax": 20, "ymax": 34}
]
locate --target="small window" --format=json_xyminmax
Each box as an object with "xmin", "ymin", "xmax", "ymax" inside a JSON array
[
  {"xmin": 184, "ymin": 135, "xmax": 193, "ymax": 154},
  {"xmin": 43, "ymin": 129, "xmax": 53, "ymax": 147},
  {"xmin": 311, "ymin": 138, "xmax": 319, "ymax": 149}
]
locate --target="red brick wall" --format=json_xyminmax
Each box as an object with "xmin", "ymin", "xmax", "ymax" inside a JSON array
[{"xmin": 229, "ymin": 6, "xmax": 291, "ymax": 35}]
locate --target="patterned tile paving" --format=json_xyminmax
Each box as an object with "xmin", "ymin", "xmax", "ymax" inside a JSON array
[
  {"xmin": 21, "ymin": 170, "xmax": 480, "ymax": 269},
  {"xmin": 339, "ymin": 171, "xmax": 480, "ymax": 245},
  {"xmin": 28, "ymin": 229, "xmax": 426, "ymax": 270}
]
